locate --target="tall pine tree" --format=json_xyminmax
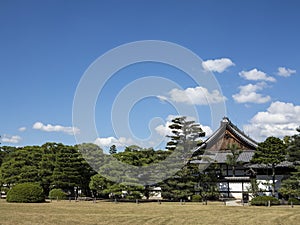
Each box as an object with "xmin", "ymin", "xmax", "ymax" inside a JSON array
[
  {"xmin": 251, "ymin": 137, "xmax": 286, "ymax": 196},
  {"xmin": 287, "ymin": 126, "xmax": 300, "ymax": 163},
  {"xmin": 51, "ymin": 145, "xmax": 82, "ymax": 196}
]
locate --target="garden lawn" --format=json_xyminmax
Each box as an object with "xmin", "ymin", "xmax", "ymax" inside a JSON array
[{"xmin": 0, "ymin": 199, "xmax": 300, "ymax": 225}]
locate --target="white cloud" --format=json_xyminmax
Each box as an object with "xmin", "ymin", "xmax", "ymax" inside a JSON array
[
  {"xmin": 201, "ymin": 125, "xmax": 213, "ymax": 137},
  {"xmin": 157, "ymin": 95, "xmax": 168, "ymax": 102},
  {"xmin": 1, "ymin": 135, "xmax": 22, "ymax": 144},
  {"xmin": 277, "ymin": 67, "xmax": 296, "ymax": 77},
  {"xmin": 94, "ymin": 136, "xmax": 135, "ymax": 148},
  {"xmin": 32, "ymin": 122, "xmax": 80, "ymax": 135},
  {"xmin": 155, "ymin": 122, "xmax": 173, "ymax": 137},
  {"xmin": 202, "ymin": 58, "xmax": 235, "ymax": 73},
  {"xmin": 168, "ymin": 86, "xmax": 226, "ymax": 105},
  {"xmin": 239, "ymin": 68, "xmax": 276, "ymax": 82},
  {"xmin": 18, "ymin": 127, "xmax": 26, "ymax": 132},
  {"xmin": 243, "ymin": 101, "xmax": 300, "ymax": 141},
  {"xmin": 232, "ymin": 82, "xmax": 271, "ymax": 104}
]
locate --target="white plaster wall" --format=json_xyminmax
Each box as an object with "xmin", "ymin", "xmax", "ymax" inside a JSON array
[
  {"xmin": 218, "ymin": 182, "xmax": 251, "ymax": 199},
  {"xmin": 256, "ymin": 175, "xmax": 285, "ymax": 197}
]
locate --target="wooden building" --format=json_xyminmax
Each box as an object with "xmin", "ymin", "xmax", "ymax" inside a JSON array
[{"xmin": 191, "ymin": 117, "xmax": 292, "ymax": 199}]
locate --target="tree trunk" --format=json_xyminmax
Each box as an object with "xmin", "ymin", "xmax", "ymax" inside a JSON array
[{"xmin": 272, "ymin": 165, "xmax": 276, "ymax": 197}]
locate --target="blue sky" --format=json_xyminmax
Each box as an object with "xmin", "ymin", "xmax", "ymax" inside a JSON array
[{"xmin": 1, "ymin": 0, "xmax": 300, "ymax": 150}]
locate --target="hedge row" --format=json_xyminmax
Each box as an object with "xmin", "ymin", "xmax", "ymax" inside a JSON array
[{"xmin": 250, "ymin": 196, "xmax": 280, "ymax": 206}]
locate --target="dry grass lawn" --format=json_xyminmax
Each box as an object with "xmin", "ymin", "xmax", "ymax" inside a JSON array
[{"xmin": 0, "ymin": 199, "xmax": 299, "ymax": 225}]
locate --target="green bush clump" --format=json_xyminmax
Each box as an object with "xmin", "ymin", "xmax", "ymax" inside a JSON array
[
  {"xmin": 49, "ymin": 188, "xmax": 67, "ymax": 200},
  {"xmin": 250, "ymin": 196, "xmax": 280, "ymax": 206},
  {"xmin": 288, "ymin": 198, "xmax": 300, "ymax": 205},
  {"xmin": 6, "ymin": 183, "xmax": 45, "ymax": 203},
  {"xmin": 191, "ymin": 195, "xmax": 202, "ymax": 202},
  {"xmin": 125, "ymin": 191, "xmax": 142, "ymax": 200}
]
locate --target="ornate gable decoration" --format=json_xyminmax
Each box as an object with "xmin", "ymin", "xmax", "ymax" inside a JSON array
[{"xmin": 197, "ymin": 117, "xmax": 258, "ymax": 152}]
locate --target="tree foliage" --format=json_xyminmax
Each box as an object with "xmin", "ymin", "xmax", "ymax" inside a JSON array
[
  {"xmin": 0, "ymin": 142, "xmax": 97, "ymax": 197},
  {"xmin": 2, "ymin": 124, "xmax": 300, "ymax": 202},
  {"xmin": 6, "ymin": 182, "xmax": 45, "ymax": 203},
  {"xmin": 286, "ymin": 127, "xmax": 300, "ymax": 163},
  {"xmin": 109, "ymin": 145, "xmax": 117, "ymax": 155},
  {"xmin": 158, "ymin": 117, "xmax": 207, "ymax": 200},
  {"xmin": 0, "ymin": 146, "xmax": 42, "ymax": 187},
  {"xmin": 49, "ymin": 188, "xmax": 67, "ymax": 200},
  {"xmin": 89, "ymin": 174, "xmax": 114, "ymax": 198},
  {"xmin": 250, "ymin": 196, "xmax": 280, "ymax": 206},
  {"xmin": 279, "ymin": 166, "xmax": 300, "ymax": 198},
  {"xmin": 166, "ymin": 117, "xmax": 205, "ymax": 152},
  {"xmin": 51, "ymin": 145, "xmax": 84, "ymax": 195},
  {"xmin": 251, "ymin": 137, "xmax": 286, "ymax": 196},
  {"xmin": 225, "ymin": 144, "xmax": 242, "ymax": 177}
]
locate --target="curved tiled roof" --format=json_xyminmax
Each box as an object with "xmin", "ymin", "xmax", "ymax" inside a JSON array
[
  {"xmin": 226, "ymin": 118, "xmax": 258, "ymax": 149},
  {"xmin": 194, "ymin": 117, "xmax": 258, "ymax": 153}
]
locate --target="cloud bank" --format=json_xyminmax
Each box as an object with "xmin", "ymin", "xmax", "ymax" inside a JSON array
[
  {"xmin": 232, "ymin": 82, "xmax": 271, "ymax": 104},
  {"xmin": 202, "ymin": 58, "xmax": 235, "ymax": 73},
  {"xmin": 243, "ymin": 101, "xmax": 300, "ymax": 141},
  {"xmin": 32, "ymin": 122, "xmax": 80, "ymax": 135},
  {"xmin": 159, "ymin": 86, "xmax": 226, "ymax": 105},
  {"xmin": 1, "ymin": 135, "xmax": 22, "ymax": 144},
  {"xmin": 277, "ymin": 67, "xmax": 296, "ymax": 77},
  {"xmin": 239, "ymin": 68, "xmax": 276, "ymax": 82}
]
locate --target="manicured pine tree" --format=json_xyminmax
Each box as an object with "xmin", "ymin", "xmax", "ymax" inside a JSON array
[
  {"xmin": 51, "ymin": 145, "xmax": 82, "ymax": 197},
  {"xmin": 251, "ymin": 136, "xmax": 286, "ymax": 197},
  {"xmin": 279, "ymin": 126, "xmax": 300, "ymax": 198},
  {"xmin": 166, "ymin": 116, "xmax": 205, "ymax": 152},
  {"xmin": 0, "ymin": 146, "xmax": 42, "ymax": 187},
  {"xmin": 279, "ymin": 166, "xmax": 300, "ymax": 198},
  {"xmin": 159, "ymin": 117, "xmax": 206, "ymax": 200},
  {"xmin": 39, "ymin": 142, "xmax": 64, "ymax": 196},
  {"xmin": 109, "ymin": 145, "xmax": 117, "ymax": 155},
  {"xmin": 286, "ymin": 126, "xmax": 300, "ymax": 163}
]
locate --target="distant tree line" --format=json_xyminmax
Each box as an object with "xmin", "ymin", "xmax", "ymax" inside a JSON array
[{"xmin": 0, "ymin": 118, "xmax": 300, "ymax": 201}]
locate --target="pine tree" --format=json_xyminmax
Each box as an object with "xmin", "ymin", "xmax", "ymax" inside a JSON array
[
  {"xmin": 51, "ymin": 145, "xmax": 82, "ymax": 196},
  {"xmin": 0, "ymin": 146, "xmax": 42, "ymax": 187},
  {"xmin": 225, "ymin": 144, "xmax": 242, "ymax": 177},
  {"xmin": 279, "ymin": 127, "xmax": 300, "ymax": 199},
  {"xmin": 159, "ymin": 163, "xmax": 200, "ymax": 201},
  {"xmin": 287, "ymin": 127, "xmax": 300, "ymax": 163},
  {"xmin": 166, "ymin": 116, "xmax": 205, "ymax": 152},
  {"xmin": 39, "ymin": 143, "xmax": 63, "ymax": 195},
  {"xmin": 109, "ymin": 145, "xmax": 117, "ymax": 155},
  {"xmin": 158, "ymin": 117, "xmax": 206, "ymax": 198},
  {"xmin": 251, "ymin": 137, "xmax": 286, "ymax": 196},
  {"xmin": 279, "ymin": 166, "xmax": 300, "ymax": 198}
]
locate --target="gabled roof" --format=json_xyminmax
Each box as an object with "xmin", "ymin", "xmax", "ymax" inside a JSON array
[{"xmin": 196, "ymin": 117, "xmax": 258, "ymax": 152}]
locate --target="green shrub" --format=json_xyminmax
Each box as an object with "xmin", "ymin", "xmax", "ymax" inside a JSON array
[
  {"xmin": 288, "ymin": 198, "xmax": 300, "ymax": 205},
  {"xmin": 250, "ymin": 196, "xmax": 280, "ymax": 206},
  {"xmin": 49, "ymin": 188, "xmax": 67, "ymax": 200},
  {"xmin": 6, "ymin": 183, "xmax": 45, "ymax": 203},
  {"xmin": 192, "ymin": 195, "xmax": 202, "ymax": 202},
  {"xmin": 126, "ymin": 191, "xmax": 142, "ymax": 200}
]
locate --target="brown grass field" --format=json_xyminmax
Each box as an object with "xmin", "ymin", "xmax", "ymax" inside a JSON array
[{"xmin": 0, "ymin": 199, "xmax": 300, "ymax": 225}]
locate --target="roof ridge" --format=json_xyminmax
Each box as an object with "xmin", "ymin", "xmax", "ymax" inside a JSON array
[{"xmin": 226, "ymin": 121, "xmax": 258, "ymax": 148}]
